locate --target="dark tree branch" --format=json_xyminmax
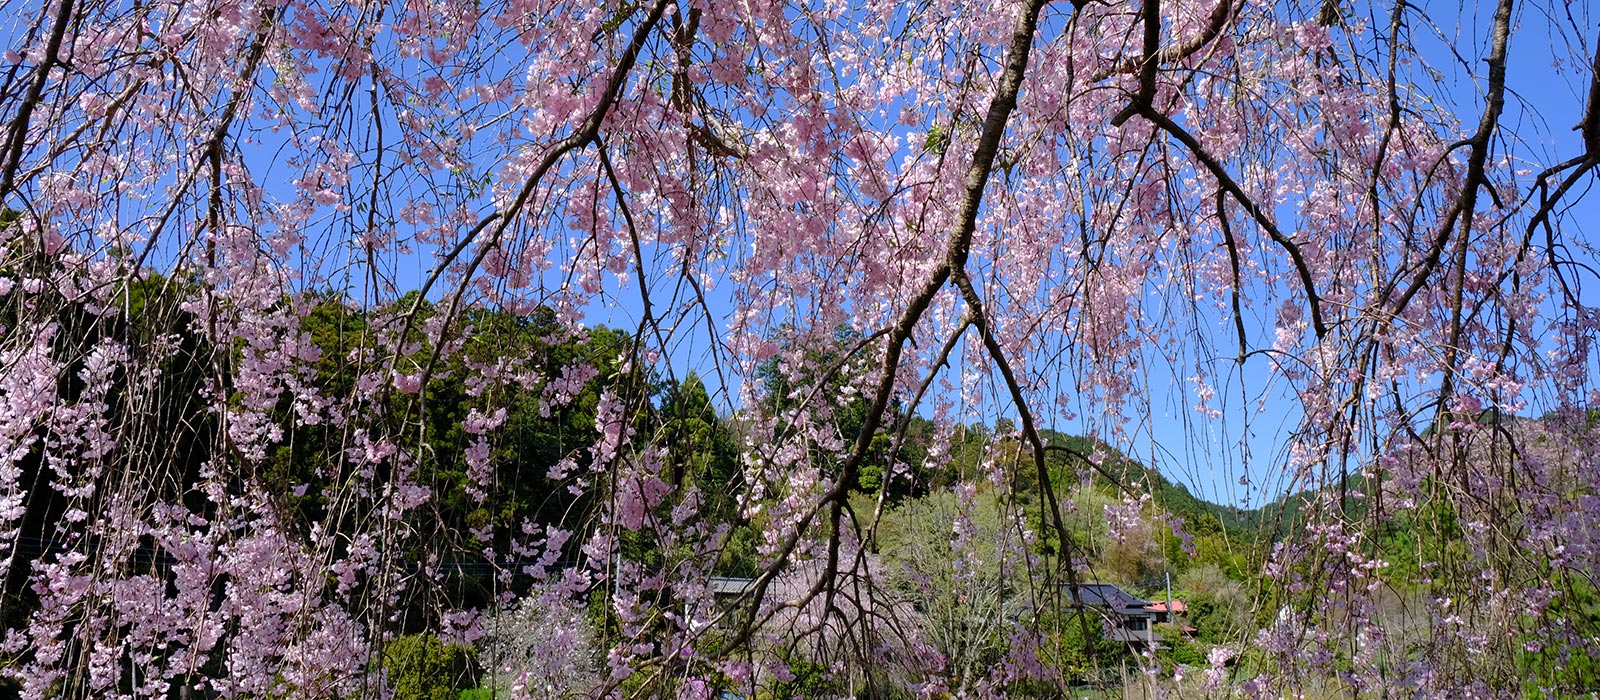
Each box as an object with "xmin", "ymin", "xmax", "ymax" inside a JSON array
[
  {"xmin": 1386, "ymin": 0, "xmax": 1513, "ymax": 325},
  {"xmin": 1137, "ymin": 106, "xmax": 1330, "ymax": 340},
  {"xmin": 1435, "ymin": 0, "xmax": 1513, "ymax": 440},
  {"xmin": 1218, "ymin": 189, "xmax": 1249, "ymax": 363},
  {"xmin": 0, "ymin": 0, "xmax": 76, "ymax": 202},
  {"xmin": 726, "ymin": 0, "xmax": 1056, "ymax": 652},
  {"xmin": 1094, "ymin": 0, "xmax": 1233, "ymax": 85},
  {"xmin": 1582, "ymin": 29, "xmax": 1600, "ymax": 156},
  {"xmin": 395, "ymin": 0, "xmax": 672, "ymax": 392},
  {"xmin": 863, "ymin": 313, "xmax": 972, "ymax": 551},
  {"xmin": 1110, "ymin": 0, "xmax": 1164, "ymax": 126}
]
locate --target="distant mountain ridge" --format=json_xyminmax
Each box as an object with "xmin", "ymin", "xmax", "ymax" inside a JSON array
[{"xmin": 1038, "ymin": 430, "xmax": 1258, "ymax": 536}]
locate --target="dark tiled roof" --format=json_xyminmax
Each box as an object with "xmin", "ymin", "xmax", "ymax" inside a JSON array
[
  {"xmin": 1065, "ymin": 583, "xmax": 1152, "ymax": 615},
  {"xmin": 709, "ymin": 576, "xmax": 757, "ymax": 596}
]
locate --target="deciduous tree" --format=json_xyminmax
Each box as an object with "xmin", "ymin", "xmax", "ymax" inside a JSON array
[{"xmin": 1, "ymin": 0, "xmax": 1598, "ymax": 697}]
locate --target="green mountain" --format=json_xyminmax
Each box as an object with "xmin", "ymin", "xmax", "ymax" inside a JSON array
[{"xmin": 1037, "ymin": 431, "xmax": 1257, "ymax": 536}]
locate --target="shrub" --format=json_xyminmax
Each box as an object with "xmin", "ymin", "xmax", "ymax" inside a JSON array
[
  {"xmin": 383, "ymin": 634, "xmax": 477, "ymax": 700},
  {"xmin": 478, "ymin": 588, "xmax": 600, "ymax": 699}
]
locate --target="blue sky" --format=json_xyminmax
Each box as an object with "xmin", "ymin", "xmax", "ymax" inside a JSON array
[
  {"xmin": 565, "ymin": 0, "xmax": 1600, "ymax": 510},
  {"xmin": 5, "ymin": 0, "xmax": 1596, "ymax": 508}
]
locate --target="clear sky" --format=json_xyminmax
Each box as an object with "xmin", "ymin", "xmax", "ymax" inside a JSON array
[
  {"xmin": 556, "ymin": 1, "xmax": 1600, "ymax": 512},
  {"xmin": 6, "ymin": 0, "xmax": 1593, "ymax": 509},
  {"xmin": 569, "ymin": 1, "xmax": 1600, "ymax": 510}
]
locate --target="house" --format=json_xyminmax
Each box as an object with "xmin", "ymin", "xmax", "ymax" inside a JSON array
[
  {"xmin": 1064, "ymin": 583, "xmax": 1163, "ymax": 647},
  {"xmin": 702, "ymin": 576, "xmax": 758, "ymax": 621},
  {"xmin": 708, "ymin": 576, "xmax": 757, "ymax": 600},
  {"xmin": 1143, "ymin": 599, "xmax": 1196, "ymax": 635}
]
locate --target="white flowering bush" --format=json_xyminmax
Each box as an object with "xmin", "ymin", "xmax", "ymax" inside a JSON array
[{"xmin": 477, "ymin": 588, "xmax": 601, "ymax": 700}]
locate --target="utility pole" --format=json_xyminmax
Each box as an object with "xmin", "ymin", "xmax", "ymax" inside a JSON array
[{"xmin": 1165, "ymin": 571, "xmax": 1172, "ymax": 625}]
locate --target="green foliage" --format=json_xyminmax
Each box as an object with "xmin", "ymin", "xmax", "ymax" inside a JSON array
[
  {"xmin": 0, "ymin": 664, "xmax": 18, "ymax": 699},
  {"xmin": 661, "ymin": 371, "xmax": 743, "ymax": 519},
  {"xmin": 716, "ymin": 522, "xmax": 763, "ymax": 578},
  {"xmin": 1183, "ymin": 594, "xmax": 1231, "ymax": 645},
  {"xmin": 878, "ymin": 488, "xmax": 1028, "ymax": 681},
  {"xmin": 382, "ymin": 634, "xmax": 477, "ymax": 700},
  {"xmin": 1039, "ymin": 608, "xmax": 1129, "ymax": 683},
  {"xmin": 922, "ymin": 124, "xmax": 947, "ymax": 154},
  {"xmin": 1177, "ymin": 564, "xmax": 1250, "ymax": 645},
  {"xmin": 1375, "ymin": 487, "xmax": 1469, "ymax": 584},
  {"xmin": 754, "ymin": 327, "xmax": 927, "ymax": 502},
  {"xmin": 1518, "ymin": 576, "xmax": 1600, "ymax": 698},
  {"xmin": 766, "ymin": 659, "xmax": 839, "ymax": 700},
  {"xmin": 1155, "ymin": 624, "xmax": 1205, "ymax": 666},
  {"xmin": 1040, "ymin": 432, "xmax": 1253, "ymax": 537},
  {"xmin": 280, "ymin": 299, "xmax": 655, "ymax": 608},
  {"xmin": 1253, "ymin": 472, "xmax": 1376, "ymax": 539}
]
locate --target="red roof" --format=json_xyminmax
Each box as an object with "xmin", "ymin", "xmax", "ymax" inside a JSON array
[{"xmin": 1145, "ymin": 600, "xmax": 1187, "ymax": 613}]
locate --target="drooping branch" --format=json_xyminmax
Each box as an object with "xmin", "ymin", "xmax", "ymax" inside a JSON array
[
  {"xmin": 0, "ymin": 0, "xmax": 76, "ymax": 203},
  {"xmin": 863, "ymin": 313, "xmax": 971, "ymax": 551},
  {"xmin": 1137, "ymin": 107, "xmax": 1331, "ymax": 340},
  {"xmin": 1218, "ymin": 188, "xmax": 1249, "ymax": 363},
  {"xmin": 1435, "ymin": 0, "xmax": 1514, "ymax": 431},
  {"xmin": 1094, "ymin": 0, "xmax": 1234, "ymax": 86},
  {"xmin": 725, "ymin": 0, "xmax": 1055, "ymax": 653},
  {"xmin": 1385, "ymin": 0, "xmax": 1514, "ymax": 323},
  {"xmin": 1514, "ymin": 29, "xmax": 1600, "ymax": 308},
  {"xmin": 396, "ymin": 0, "xmax": 672, "ymax": 391}
]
